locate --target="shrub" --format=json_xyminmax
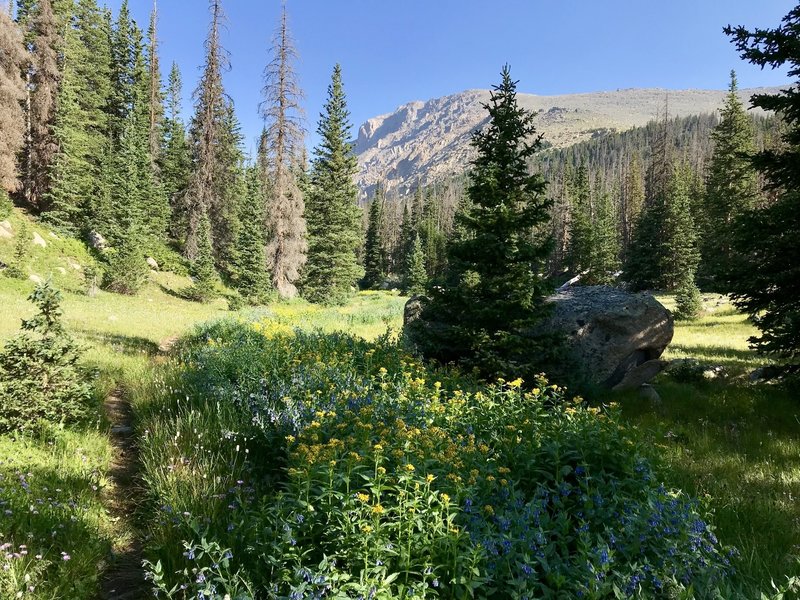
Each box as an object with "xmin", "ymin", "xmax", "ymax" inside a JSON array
[
  {"xmin": 103, "ymin": 238, "xmax": 149, "ymax": 295},
  {"xmin": 0, "ymin": 281, "xmax": 92, "ymax": 432},
  {"xmin": 4, "ymin": 219, "xmax": 30, "ymax": 280}
]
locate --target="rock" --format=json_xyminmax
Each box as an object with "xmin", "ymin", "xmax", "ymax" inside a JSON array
[
  {"xmin": 638, "ymin": 384, "xmax": 661, "ymax": 403},
  {"xmin": 613, "ymin": 359, "xmax": 669, "ymax": 391},
  {"xmin": 66, "ymin": 258, "xmax": 82, "ymax": 270},
  {"xmin": 29, "ymin": 274, "xmax": 43, "ymax": 284},
  {"xmin": 538, "ymin": 285, "xmax": 674, "ymax": 388},
  {"xmin": 88, "ymin": 230, "xmax": 107, "ymax": 251},
  {"xmin": 48, "ymin": 231, "xmax": 58, "ymax": 239},
  {"xmin": 404, "ymin": 286, "xmax": 673, "ymax": 389},
  {"xmin": 404, "ymin": 295, "xmax": 428, "ymax": 328},
  {"xmin": 0, "ymin": 220, "xmax": 12, "ymax": 239},
  {"xmin": 146, "ymin": 256, "xmax": 159, "ymax": 270},
  {"xmin": 32, "ymin": 232, "xmax": 47, "ymax": 248},
  {"xmin": 57, "ymin": 267, "xmax": 67, "ymax": 274}
]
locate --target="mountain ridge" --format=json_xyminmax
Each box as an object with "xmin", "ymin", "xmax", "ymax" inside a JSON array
[{"xmin": 354, "ymin": 86, "xmax": 782, "ymax": 196}]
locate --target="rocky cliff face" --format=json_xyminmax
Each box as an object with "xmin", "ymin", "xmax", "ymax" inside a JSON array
[{"xmin": 355, "ymin": 86, "xmax": 777, "ymax": 196}]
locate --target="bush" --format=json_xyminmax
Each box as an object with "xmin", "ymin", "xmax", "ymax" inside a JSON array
[
  {"xmin": 0, "ymin": 281, "xmax": 92, "ymax": 432},
  {"xmin": 103, "ymin": 238, "xmax": 150, "ymax": 295},
  {"xmin": 4, "ymin": 219, "xmax": 30, "ymax": 280},
  {"xmin": 138, "ymin": 322, "xmax": 740, "ymax": 599}
]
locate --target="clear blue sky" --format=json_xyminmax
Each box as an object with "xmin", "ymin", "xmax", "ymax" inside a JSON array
[{"xmin": 112, "ymin": 0, "xmax": 794, "ymax": 154}]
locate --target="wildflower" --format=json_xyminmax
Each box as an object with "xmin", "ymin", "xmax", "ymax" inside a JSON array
[
  {"xmin": 377, "ymin": 466, "xmax": 386, "ymax": 475},
  {"xmin": 441, "ymin": 493, "xmax": 451, "ymax": 504},
  {"xmin": 374, "ymin": 443, "xmax": 384, "ymax": 452},
  {"xmin": 484, "ymin": 505, "xmax": 494, "ymax": 516},
  {"xmin": 509, "ymin": 378, "xmax": 523, "ymax": 388},
  {"xmin": 372, "ymin": 504, "xmax": 384, "ymax": 515},
  {"xmin": 357, "ymin": 493, "xmax": 370, "ymax": 503},
  {"xmin": 426, "ymin": 474, "xmax": 435, "ymax": 483},
  {"xmin": 285, "ymin": 435, "xmax": 295, "ymax": 443},
  {"xmin": 405, "ymin": 463, "xmax": 415, "ymax": 472}
]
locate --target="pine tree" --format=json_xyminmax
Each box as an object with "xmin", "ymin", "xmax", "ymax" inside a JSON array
[
  {"xmin": 403, "ymin": 232, "xmax": 427, "ymax": 296},
  {"xmin": 674, "ymin": 274, "xmax": 702, "ymax": 321},
  {"xmin": 185, "ymin": 211, "xmax": 217, "ymax": 302},
  {"xmin": 303, "ymin": 64, "xmax": 363, "ymax": 305},
  {"xmin": 45, "ymin": 0, "xmax": 113, "ymax": 235},
  {"xmin": 589, "ymin": 176, "xmax": 621, "ymax": 285},
  {"xmin": 619, "ymin": 155, "xmax": 644, "ymax": 259},
  {"xmin": 625, "ymin": 164, "xmax": 699, "ymax": 292},
  {"xmin": 363, "ymin": 186, "xmax": 385, "ymax": 289},
  {"xmin": 25, "ymin": 0, "xmax": 60, "ymax": 210},
  {"xmin": 146, "ymin": 1, "xmax": 162, "ymax": 168},
  {"xmin": 184, "ymin": 0, "xmax": 227, "ymax": 260},
  {"xmin": 103, "ymin": 230, "xmax": 149, "ymax": 294},
  {"xmin": 566, "ymin": 163, "xmax": 592, "ymax": 275},
  {"xmin": 0, "ymin": 5, "xmax": 26, "ymax": 194},
  {"xmin": 699, "ymin": 71, "xmax": 759, "ymax": 290},
  {"xmin": 160, "ymin": 62, "xmax": 191, "ymax": 241},
  {"xmin": 233, "ymin": 167, "xmax": 269, "ymax": 303},
  {"xmin": 414, "ymin": 66, "xmax": 555, "ymax": 381},
  {"xmin": 724, "ymin": 6, "xmax": 800, "ymax": 357},
  {"xmin": 260, "ymin": 4, "xmax": 306, "ymax": 299}
]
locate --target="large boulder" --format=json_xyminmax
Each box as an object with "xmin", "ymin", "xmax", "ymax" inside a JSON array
[
  {"xmin": 539, "ymin": 286, "xmax": 673, "ymax": 388},
  {"xmin": 403, "ymin": 286, "xmax": 673, "ymax": 388},
  {"xmin": 87, "ymin": 230, "xmax": 107, "ymax": 251}
]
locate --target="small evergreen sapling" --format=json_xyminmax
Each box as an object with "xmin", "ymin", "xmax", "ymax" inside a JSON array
[
  {"xmin": 5, "ymin": 219, "xmax": 30, "ymax": 280},
  {"xmin": 674, "ymin": 274, "xmax": 702, "ymax": 321},
  {"xmin": 0, "ymin": 281, "xmax": 91, "ymax": 432}
]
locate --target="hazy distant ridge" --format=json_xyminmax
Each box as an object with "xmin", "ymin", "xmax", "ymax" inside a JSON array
[{"xmin": 355, "ymin": 86, "xmax": 780, "ymax": 195}]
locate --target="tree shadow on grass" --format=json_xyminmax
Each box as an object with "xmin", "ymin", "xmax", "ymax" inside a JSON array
[{"xmin": 75, "ymin": 329, "xmax": 160, "ymax": 356}]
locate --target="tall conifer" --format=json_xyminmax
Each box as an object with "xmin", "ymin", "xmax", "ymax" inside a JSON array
[
  {"xmin": 303, "ymin": 64, "xmax": 363, "ymax": 305},
  {"xmin": 362, "ymin": 186, "xmax": 385, "ymax": 289},
  {"xmin": 0, "ymin": 5, "xmax": 26, "ymax": 194},
  {"xmin": 26, "ymin": 0, "xmax": 60, "ymax": 210},
  {"xmin": 699, "ymin": 71, "xmax": 759, "ymax": 290},
  {"xmin": 414, "ymin": 66, "xmax": 555, "ymax": 381},
  {"xmin": 724, "ymin": 6, "xmax": 800, "ymax": 356},
  {"xmin": 260, "ymin": 3, "xmax": 306, "ymax": 298}
]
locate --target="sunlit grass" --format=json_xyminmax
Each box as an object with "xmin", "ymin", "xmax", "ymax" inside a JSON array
[{"xmin": 621, "ymin": 293, "xmax": 800, "ymax": 593}]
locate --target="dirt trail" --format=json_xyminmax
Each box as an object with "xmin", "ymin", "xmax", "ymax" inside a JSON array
[{"xmin": 98, "ymin": 390, "xmax": 147, "ymax": 600}]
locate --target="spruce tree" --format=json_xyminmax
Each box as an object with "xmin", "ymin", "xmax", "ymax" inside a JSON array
[
  {"xmin": 414, "ymin": 66, "xmax": 555, "ymax": 381},
  {"xmin": 160, "ymin": 62, "xmax": 191, "ymax": 241},
  {"xmin": 625, "ymin": 164, "xmax": 699, "ymax": 291},
  {"xmin": 363, "ymin": 186, "xmax": 385, "ymax": 289},
  {"xmin": 0, "ymin": 3, "xmax": 26, "ymax": 194},
  {"xmin": 619, "ymin": 155, "xmax": 644, "ymax": 259},
  {"xmin": 184, "ymin": 0, "xmax": 227, "ymax": 260},
  {"xmin": 724, "ymin": 6, "xmax": 800, "ymax": 357},
  {"xmin": 260, "ymin": 4, "xmax": 306, "ymax": 299},
  {"xmin": 146, "ymin": 3, "xmax": 162, "ymax": 168},
  {"xmin": 566, "ymin": 163, "xmax": 592, "ymax": 276},
  {"xmin": 26, "ymin": 0, "xmax": 60, "ymax": 210},
  {"xmin": 185, "ymin": 212, "xmax": 217, "ymax": 302},
  {"xmin": 303, "ymin": 64, "xmax": 363, "ymax": 305},
  {"xmin": 45, "ymin": 0, "xmax": 113, "ymax": 235},
  {"xmin": 404, "ymin": 232, "xmax": 427, "ymax": 296},
  {"xmin": 699, "ymin": 71, "xmax": 759, "ymax": 290},
  {"xmin": 233, "ymin": 167, "xmax": 269, "ymax": 303},
  {"xmin": 589, "ymin": 176, "xmax": 621, "ymax": 285}
]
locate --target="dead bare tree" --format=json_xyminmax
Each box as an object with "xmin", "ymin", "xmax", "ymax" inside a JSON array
[
  {"xmin": 259, "ymin": 3, "xmax": 306, "ymax": 299},
  {"xmin": 0, "ymin": 4, "xmax": 27, "ymax": 194}
]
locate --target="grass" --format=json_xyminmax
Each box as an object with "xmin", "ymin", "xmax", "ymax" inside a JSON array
[{"xmin": 617, "ymin": 294, "xmax": 800, "ymax": 593}]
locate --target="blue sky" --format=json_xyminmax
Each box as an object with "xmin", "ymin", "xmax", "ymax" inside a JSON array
[{"xmin": 112, "ymin": 0, "xmax": 794, "ymax": 154}]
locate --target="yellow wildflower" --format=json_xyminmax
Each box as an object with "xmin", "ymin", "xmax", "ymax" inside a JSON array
[
  {"xmin": 509, "ymin": 378, "xmax": 523, "ymax": 388},
  {"xmin": 405, "ymin": 463, "xmax": 415, "ymax": 472},
  {"xmin": 426, "ymin": 474, "xmax": 435, "ymax": 483},
  {"xmin": 377, "ymin": 466, "xmax": 386, "ymax": 475},
  {"xmin": 357, "ymin": 493, "xmax": 370, "ymax": 503},
  {"xmin": 285, "ymin": 435, "xmax": 295, "ymax": 443},
  {"xmin": 372, "ymin": 504, "xmax": 384, "ymax": 515},
  {"xmin": 361, "ymin": 525, "xmax": 372, "ymax": 533},
  {"xmin": 484, "ymin": 505, "xmax": 494, "ymax": 516},
  {"xmin": 441, "ymin": 493, "xmax": 451, "ymax": 504}
]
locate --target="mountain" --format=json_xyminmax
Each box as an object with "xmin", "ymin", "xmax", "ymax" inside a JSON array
[{"xmin": 354, "ymin": 86, "xmax": 780, "ymax": 195}]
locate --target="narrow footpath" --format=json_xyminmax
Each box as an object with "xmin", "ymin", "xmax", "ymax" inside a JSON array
[{"xmin": 98, "ymin": 388, "xmax": 147, "ymax": 600}]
